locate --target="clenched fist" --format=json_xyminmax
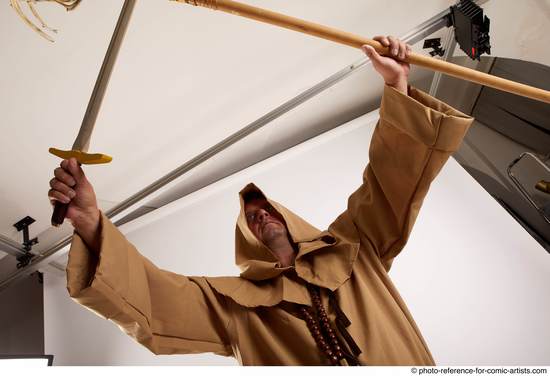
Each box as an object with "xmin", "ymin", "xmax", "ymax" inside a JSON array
[
  {"xmin": 48, "ymin": 157, "xmax": 101, "ymax": 253},
  {"xmin": 362, "ymin": 35, "xmax": 411, "ymax": 94}
]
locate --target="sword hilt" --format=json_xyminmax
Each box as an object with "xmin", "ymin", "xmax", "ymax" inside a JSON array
[
  {"xmin": 51, "ymin": 201, "xmax": 69, "ymax": 227},
  {"xmin": 49, "ymin": 147, "xmax": 112, "ymax": 228}
]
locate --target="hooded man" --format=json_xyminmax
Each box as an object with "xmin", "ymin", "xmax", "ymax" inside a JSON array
[{"xmin": 48, "ymin": 37, "xmax": 473, "ymax": 365}]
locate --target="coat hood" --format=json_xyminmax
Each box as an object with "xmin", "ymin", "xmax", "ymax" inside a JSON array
[{"xmin": 206, "ymin": 183, "xmax": 359, "ymax": 307}]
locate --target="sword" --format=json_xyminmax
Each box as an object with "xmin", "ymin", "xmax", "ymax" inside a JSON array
[{"xmin": 49, "ymin": 0, "xmax": 136, "ymax": 226}]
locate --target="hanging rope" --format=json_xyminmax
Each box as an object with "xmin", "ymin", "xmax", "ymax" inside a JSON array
[{"xmin": 10, "ymin": 0, "xmax": 81, "ymax": 42}]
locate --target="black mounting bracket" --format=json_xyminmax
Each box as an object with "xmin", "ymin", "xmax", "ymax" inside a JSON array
[
  {"xmin": 423, "ymin": 38, "xmax": 445, "ymax": 57},
  {"xmin": 446, "ymin": 0, "xmax": 491, "ymax": 60},
  {"xmin": 13, "ymin": 216, "xmax": 39, "ymax": 268}
]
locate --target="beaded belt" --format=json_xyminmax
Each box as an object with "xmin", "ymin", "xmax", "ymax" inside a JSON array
[{"xmin": 298, "ymin": 284, "xmax": 362, "ymax": 366}]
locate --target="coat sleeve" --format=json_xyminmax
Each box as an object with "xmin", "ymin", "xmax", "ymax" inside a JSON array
[
  {"xmin": 346, "ymin": 84, "xmax": 473, "ymax": 271},
  {"xmin": 65, "ymin": 212, "xmax": 234, "ymax": 357}
]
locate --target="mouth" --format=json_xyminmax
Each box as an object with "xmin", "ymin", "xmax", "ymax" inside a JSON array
[{"xmin": 261, "ymin": 221, "xmax": 279, "ymax": 233}]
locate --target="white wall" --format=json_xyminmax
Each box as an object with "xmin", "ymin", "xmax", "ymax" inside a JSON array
[{"xmin": 44, "ymin": 109, "xmax": 550, "ymax": 365}]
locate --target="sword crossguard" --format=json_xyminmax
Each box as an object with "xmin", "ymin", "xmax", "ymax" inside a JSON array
[
  {"xmin": 49, "ymin": 148, "xmax": 112, "ymax": 165},
  {"xmin": 48, "ymin": 147, "xmax": 111, "ymax": 227}
]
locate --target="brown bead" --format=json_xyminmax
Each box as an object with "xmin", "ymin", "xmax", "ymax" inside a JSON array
[
  {"xmin": 335, "ymin": 351, "xmax": 343, "ymax": 359},
  {"xmin": 331, "ymin": 355, "xmax": 339, "ymax": 364}
]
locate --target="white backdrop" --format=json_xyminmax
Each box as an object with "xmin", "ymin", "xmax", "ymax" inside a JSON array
[{"xmin": 44, "ymin": 109, "xmax": 550, "ymax": 365}]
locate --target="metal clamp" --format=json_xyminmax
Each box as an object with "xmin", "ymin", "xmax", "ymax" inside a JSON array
[{"xmin": 13, "ymin": 216, "xmax": 38, "ymax": 268}]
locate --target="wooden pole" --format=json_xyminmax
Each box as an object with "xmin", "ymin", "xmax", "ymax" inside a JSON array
[{"xmin": 177, "ymin": 0, "xmax": 550, "ymax": 104}]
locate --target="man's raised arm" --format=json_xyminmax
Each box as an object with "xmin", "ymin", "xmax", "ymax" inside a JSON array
[
  {"xmin": 47, "ymin": 159, "xmax": 234, "ymax": 357},
  {"xmin": 343, "ymin": 37, "xmax": 474, "ymax": 271}
]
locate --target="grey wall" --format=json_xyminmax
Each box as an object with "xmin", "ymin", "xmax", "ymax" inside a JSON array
[{"xmin": 0, "ymin": 270, "xmax": 44, "ymax": 355}]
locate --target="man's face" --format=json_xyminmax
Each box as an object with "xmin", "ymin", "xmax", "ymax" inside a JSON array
[{"xmin": 244, "ymin": 198, "xmax": 288, "ymax": 244}]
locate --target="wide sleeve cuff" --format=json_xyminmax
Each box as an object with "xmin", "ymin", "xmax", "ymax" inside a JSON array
[
  {"xmin": 379, "ymin": 84, "xmax": 473, "ymax": 152},
  {"xmin": 65, "ymin": 212, "xmax": 234, "ymax": 356},
  {"xmin": 66, "ymin": 211, "xmax": 152, "ymax": 322}
]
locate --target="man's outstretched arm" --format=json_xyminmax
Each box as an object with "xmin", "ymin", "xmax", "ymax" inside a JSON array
[
  {"xmin": 48, "ymin": 159, "xmax": 234, "ymax": 356},
  {"xmin": 341, "ymin": 36, "xmax": 474, "ymax": 271}
]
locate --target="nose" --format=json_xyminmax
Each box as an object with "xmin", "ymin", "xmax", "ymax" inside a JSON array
[{"xmin": 256, "ymin": 209, "xmax": 270, "ymax": 223}]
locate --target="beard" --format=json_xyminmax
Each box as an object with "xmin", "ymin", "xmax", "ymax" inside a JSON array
[{"xmin": 261, "ymin": 222, "xmax": 287, "ymax": 243}]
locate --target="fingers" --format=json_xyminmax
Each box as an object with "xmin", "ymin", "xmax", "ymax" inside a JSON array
[
  {"xmin": 361, "ymin": 44, "xmax": 382, "ymax": 63},
  {"xmin": 50, "ymin": 157, "xmax": 82, "ymax": 206},
  {"xmin": 60, "ymin": 157, "xmax": 86, "ymax": 184},
  {"xmin": 373, "ymin": 35, "xmax": 411, "ymax": 60},
  {"xmin": 405, "ymin": 44, "xmax": 412, "ymax": 58},
  {"xmin": 49, "ymin": 177, "xmax": 76, "ymax": 204},
  {"xmin": 373, "ymin": 35, "xmax": 390, "ymax": 48},
  {"xmin": 387, "ymin": 36, "xmax": 400, "ymax": 58},
  {"xmin": 399, "ymin": 40, "xmax": 409, "ymax": 60},
  {"xmin": 54, "ymin": 166, "xmax": 76, "ymax": 187},
  {"xmin": 48, "ymin": 188, "xmax": 71, "ymax": 205}
]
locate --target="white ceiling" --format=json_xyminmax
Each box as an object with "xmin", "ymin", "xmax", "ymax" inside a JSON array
[{"xmin": 1, "ymin": 0, "xmax": 549, "ymax": 265}]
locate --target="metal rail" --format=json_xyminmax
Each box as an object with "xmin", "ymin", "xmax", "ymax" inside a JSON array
[{"xmin": 0, "ymin": 234, "xmax": 27, "ymax": 258}]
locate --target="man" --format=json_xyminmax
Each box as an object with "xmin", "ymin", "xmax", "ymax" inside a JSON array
[{"xmin": 48, "ymin": 36, "xmax": 473, "ymax": 365}]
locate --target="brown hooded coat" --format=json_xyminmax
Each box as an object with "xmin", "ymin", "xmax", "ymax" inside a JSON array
[{"xmin": 66, "ymin": 85, "xmax": 473, "ymax": 365}]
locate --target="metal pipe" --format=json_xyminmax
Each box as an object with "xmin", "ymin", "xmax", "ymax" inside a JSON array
[
  {"xmin": 0, "ymin": 4, "xmax": 470, "ymax": 292},
  {"xmin": 0, "ymin": 234, "xmax": 27, "ymax": 258}
]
